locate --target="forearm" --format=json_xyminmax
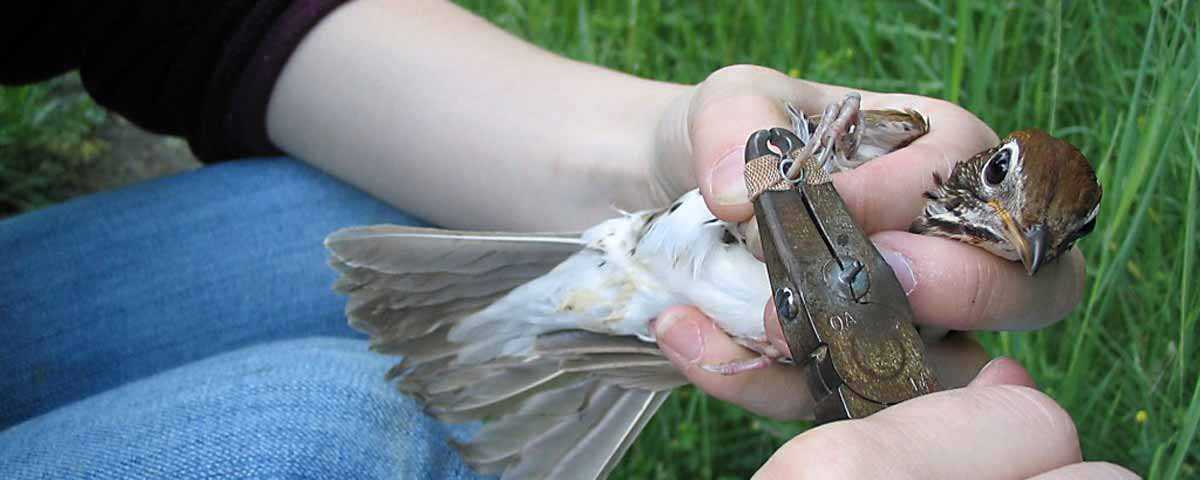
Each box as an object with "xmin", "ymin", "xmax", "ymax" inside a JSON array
[{"xmin": 266, "ymin": 0, "xmax": 688, "ymax": 230}]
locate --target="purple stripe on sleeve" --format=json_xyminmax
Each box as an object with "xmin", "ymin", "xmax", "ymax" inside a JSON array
[{"xmin": 214, "ymin": 0, "xmax": 349, "ymax": 159}]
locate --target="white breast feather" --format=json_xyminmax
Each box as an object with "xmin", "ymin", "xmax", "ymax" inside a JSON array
[
  {"xmin": 630, "ymin": 191, "xmax": 770, "ymax": 341},
  {"xmin": 449, "ymin": 190, "xmax": 770, "ymax": 357}
]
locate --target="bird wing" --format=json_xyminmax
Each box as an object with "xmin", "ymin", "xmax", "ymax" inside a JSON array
[
  {"xmin": 325, "ymin": 225, "xmax": 686, "ymax": 479},
  {"xmin": 448, "ymin": 331, "xmax": 685, "ymax": 480},
  {"xmin": 326, "ymin": 226, "xmax": 583, "ymax": 349}
]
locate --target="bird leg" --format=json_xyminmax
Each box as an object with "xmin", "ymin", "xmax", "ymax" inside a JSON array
[
  {"xmin": 700, "ymin": 355, "xmax": 772, "ymax": 375},
  {"xmin": 818, "ymin": 94, "xmax": 865, "ymax": 171},
  {"xmin": 834, "ymin": 110, "xmax": 865, "ymax": 166},
  {"xmin": 698, "ymin": 337, "xmax": 782, "ymax": 376},
  {"xmin": 789, "ymin": 95, "xmax": 941, "ymax": 173},
  {"xmin": 781, "ymin": 94, "xmax": 864, "ymax": 179}
]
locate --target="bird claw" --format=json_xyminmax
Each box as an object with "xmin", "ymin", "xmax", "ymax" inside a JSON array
[
  {"xmin": 830, "ymin": 97, "xmax": 865, "ymax": 162},
  {"xmin": 780, "ymin": 94, "xmax": 865, "ymax": 174},
  {"xmin": 699, "ymin": 355, "xmax": 773, "ymax": 376},
  {"xmin": 744, "ymin": 94, "xmax": 868, "ymax": 197}
]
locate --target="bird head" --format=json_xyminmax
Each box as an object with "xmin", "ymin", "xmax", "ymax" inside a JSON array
[{"xmin": 911, "ymin": 129, "xmax": 1102, "ymax": 275}]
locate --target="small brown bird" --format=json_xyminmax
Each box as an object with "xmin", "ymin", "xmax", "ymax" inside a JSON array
[
  {"xmin": 325, "ymin": 97, "xmax": 1102, "ymax": 479},
  {"xmin": 910, "ymin": 129, "xmax": 1102, "ymax": 274}
]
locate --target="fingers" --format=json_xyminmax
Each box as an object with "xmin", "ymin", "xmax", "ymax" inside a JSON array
[
  {"xmin": 739, "ymin": 224, "xmax": 1083, "ymax": 333},
  {"xmin": 743, "ymin": 222, "xmax": 1086, "ymax": 332},
  {"xmin": 873, "ymin": 231, "xmax": 1087, "ymax": 331},
  {"xmin": 688, "ymin": 93, "xmax": 785, "ymax": 222},
  {"xmin": 831, "ymin": 95, "xmax": 1000, "ymax": 232},
  {"xmin": 656, "ymin": 304, "xmax": 992, "ymax": 419},
  {"xmin": 762, "ymin": 299, "xmax": 990, "ymax": 390},
  {"xmin": 755, "ymin": 384, "xmax": 1084, "ymax": 480},
  {"xmin": 925, "ymin": 331, "xmax": 992, "ymax": 389},
  {"xmin": 1027, "ymin": 462, "xmax": 1142, "ymax": 480},
  {"xmin": 653, "ymin": 305, "xmax": 813, "ymax": 420},
  {"xmin": 686, "ymin": 65, "xmax": 999, "ymax": 233},
  {"xmin": 687, "ymin": 65, "xmax": 850, "ymax": 221}
]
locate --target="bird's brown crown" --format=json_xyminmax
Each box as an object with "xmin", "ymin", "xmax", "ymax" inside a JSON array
[{"xmin": 1006, "ymin": 129, "xmax": 1102, "ymax": 229}]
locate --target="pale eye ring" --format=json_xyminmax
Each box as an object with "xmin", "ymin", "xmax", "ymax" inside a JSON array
[{"xmin": 982, "ymin": 144, "xmax": 1016, "ymax": 186}]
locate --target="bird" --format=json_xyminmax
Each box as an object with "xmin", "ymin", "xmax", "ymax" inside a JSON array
[
  {"xmin": 324, "ymin": 95, "xmax": 1102, "ymax": 479},
  {"xmin": 910, "ymin": 129, "xmax": 1102, "ymax": 274}
]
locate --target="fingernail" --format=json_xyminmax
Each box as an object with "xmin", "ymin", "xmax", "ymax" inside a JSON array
[
  {"xmin": 969, "ymin": 356, "xmax": 1010, "ymax": 387},
  {"xmin": 970, "ymin": 356, "xmax": 1037, "ymax": 388},
  {"xmin": 654, "ymin": 311, "xmax": 703, "ymax": 363},
  {"xmin": 706, "ymin": 145, "xmax": 750, "ymax": 206},
  {"xmin": 880, "ymin": 249, "xmax": 917, "ymax": 295},
  {"xmin": 978, "ymin": 356, "xmax": 1008, "ymax": 378}
]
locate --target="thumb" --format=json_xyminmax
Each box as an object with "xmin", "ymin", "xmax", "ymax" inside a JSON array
[
  {"xmin": 687, "ymin": 65, "xmax": 850, "ymax": 221},
  {"xmin": 968, "ymin": 356, "xmax": 1038, "ymax": 388},
  {"xmin": 689, "ymin": 94, "xmax": 788, "ymax": 221},
  {"xmin": 652, "ymin": 305, "xmax": 813, "ymax": 419}
]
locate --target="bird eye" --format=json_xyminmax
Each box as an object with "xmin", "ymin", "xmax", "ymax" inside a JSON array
[{"xmin": 983, "ymin": 146, "xmax": 1013, "ymax": 186}]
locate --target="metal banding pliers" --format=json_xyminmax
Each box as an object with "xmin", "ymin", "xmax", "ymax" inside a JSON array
[{"xmin": 743, "ymin": 96, "xmax": 939, "ymax": 424}]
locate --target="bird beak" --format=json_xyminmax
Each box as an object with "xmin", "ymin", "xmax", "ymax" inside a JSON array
[
  {"xmin": 1020, "ymin": 224, "xmax": 1048, "ymax": 276},
  {"xmin": 991, "ymin": 201, "xmax": 1048, "ymax": 275}
]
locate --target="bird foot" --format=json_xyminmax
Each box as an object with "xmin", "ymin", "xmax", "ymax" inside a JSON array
[
  {"xmin": 699, "ymin": 355, "xmax": 773, "ymax": 376},
  {"xmin": 812, "ymin": 94, "xmax": 864, "ymax": 171},
  {"xmin": 782, "ymin": 94, "xmax": 864, "ymax": 174}
]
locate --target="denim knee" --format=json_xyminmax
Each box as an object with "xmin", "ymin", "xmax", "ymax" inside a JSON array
[
  {"xmin": 0, "ymin": 158, "xmax": 428, "ymax": 427},
  {"xmin": 0, "ymin": 337, "xmax": 482, "ymax": 480}
]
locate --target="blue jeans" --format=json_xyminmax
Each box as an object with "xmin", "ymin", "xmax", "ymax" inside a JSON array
[{"xmin": 0, "ymin": 159, "xmax": 484, "ymax": 479}]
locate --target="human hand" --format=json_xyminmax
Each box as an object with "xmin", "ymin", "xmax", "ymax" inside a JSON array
[
  {"xmin": 649, "ymin": 65, "xmax": 1088, "ymax": 419},
  {"xmin": 752, "ymin": 358, "xmax": 1138, "ymax": 479}
]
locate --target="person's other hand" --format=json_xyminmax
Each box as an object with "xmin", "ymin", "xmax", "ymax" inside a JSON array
[
  {"xmin": 752, "ymin": 358, "xmax": 1138, "ymax": 479},
  {"xmin": 649, "ymin": 65, "xmax": 1087, "ymax": 419}
]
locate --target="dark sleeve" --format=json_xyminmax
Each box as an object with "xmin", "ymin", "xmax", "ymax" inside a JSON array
[{"xmin": 1, "ymin": 1, "xmax": 348, "ymax": 161}]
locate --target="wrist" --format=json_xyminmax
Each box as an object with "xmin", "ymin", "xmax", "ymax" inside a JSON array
[
  {"xmin": 563, "ymin": 77, "xmax": 691, "ymax": 217},
  {"xmin": 268, "ymin": 0, "xmax": 689, "ymax": 230}
]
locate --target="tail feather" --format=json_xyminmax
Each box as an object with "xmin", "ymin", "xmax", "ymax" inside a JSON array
[
  {"xmin": 334, "ymin": 261, "xmax": 562, "ymax": 295},
  {"xmin": 326, "ymin": 225, "xmax": 580, "ymax": 348},
  {"xmin": 510, "ymin": 387, "xmax": 672, "ymax": 480},
  {"xmin": 598, "ymin": 366, "xmax": 690, "ymax": 391},
  {"xmin": 348, "ymin": 297, "xmax": 484, "ymax": 341},
  {"xmin": 458, "ymin": 381, "xmax": 594, "ymax": 465},
  {"xmin": 554, "ymin": 390, "xmax": 671, "ymax": 480},
  {"xmin": 350, "ymin": 276, "xmax": 519, "ymax": 310},
  {"xmin": 377, "ymin": 328, "xmax": 456, "ymax": 365},
  {"xmin": 326, "ymin": 225, "xmax": 685, "ymax": 479},
  {"xmin": 326, "ymin": 226, "xmax": 583, "ymax": 274},
  {"xmin": 431, "ymin": 363, "xmax": 567, "ymax": 414},
  {"xmin": 534, "ymin": 330, "xmax": 664, "ymax": 356}
]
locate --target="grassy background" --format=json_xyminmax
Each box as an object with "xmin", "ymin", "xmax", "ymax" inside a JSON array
[{"xmin": 2, "ymin": 0, "xmax": 1195, "ymax": 478}]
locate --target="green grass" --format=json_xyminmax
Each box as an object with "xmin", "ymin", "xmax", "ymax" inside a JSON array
[
  {"xmin": 0, "ymin": 74, "xmax": 108, "ymax": 216},
  {"xmin": 2, "ymin": 0, "xmax": 1195, "ymax": 478},
  {"xmin": 449, "ymin": 0, "xmax": 1197, "ymax": 478}
]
